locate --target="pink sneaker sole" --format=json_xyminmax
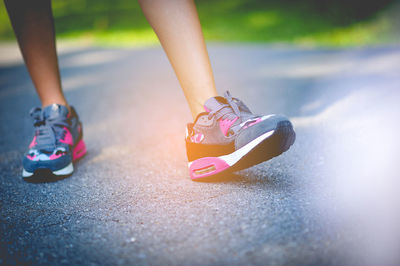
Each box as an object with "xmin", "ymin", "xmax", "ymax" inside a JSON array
[
  {"xmin": 189, "ymin": 157, "xmax": 230, "ymax": 179},
  {"xmin": 188, "ymin": 121, "xmax": 295, "ymax": 180}
]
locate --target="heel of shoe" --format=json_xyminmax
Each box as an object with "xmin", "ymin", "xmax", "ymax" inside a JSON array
[
  {"xmin": 189, "ymin": 157, "xmax": 230, "ymax": 179},
  {"xmin": 73, "ymin": 139, "xmax": 87, "ymax": 161}
]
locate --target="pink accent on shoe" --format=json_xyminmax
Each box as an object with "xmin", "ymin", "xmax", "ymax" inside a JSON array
[
  {"xmin": 73, "ymin": 139, "xmax": 87, "ymax": 161},
  {"xmin": 190, "ymin": 133, "xmax": 204, "ymax": 143},
  {"xmin": 243, "ymin": 117, "xmax": 262, "ymax": 129},
  {"xmin": 189, "ymin": 157, "xmax": 230, "ymax": 179},
  {"xmin": 27, "ymin": 154, "xmax": 36, "ymax": 160},
  {"xmin": 29, "ymin": 136, "xmax": 37, "ymax": 148},
  {"xmin": 60, "ymin": 127, "xmax": 74, "ymax": 145},
  {"xmin": 219, "ymin": 117, "xmax": 238, "ymax": 136},
  {"xmin": 204, "ymin": 105, "xmax": 211, "ymax": 112},
  {"xmin": 49, "ymin": 153, "xmax": 63, "ymax": 160}
]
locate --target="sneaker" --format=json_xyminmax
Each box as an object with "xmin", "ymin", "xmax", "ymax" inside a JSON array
[
  {"xmin": 185, "ymin": 91, "xmax": 295, "ymax": 180},
  {"xmin": 22, "ymin": 104, "xmax": 87, "ymax": 178}
]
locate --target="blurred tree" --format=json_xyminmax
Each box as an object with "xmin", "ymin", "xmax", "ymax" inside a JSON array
[{"xmin": 0, "ymin": 0, "xmax": 397, "ymax": 45}]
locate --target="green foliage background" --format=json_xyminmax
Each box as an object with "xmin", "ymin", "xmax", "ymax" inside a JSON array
[{"xmin": 0, "ymin": 0, "xmax": 399, "ymax": 46}]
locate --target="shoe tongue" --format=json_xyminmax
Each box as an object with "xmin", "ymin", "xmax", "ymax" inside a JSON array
[
  {"xmin": 42, "ymin": 104, "xmax": 69, "ymax": 120},
  {"xmin": 204, "ymin": 96, "xmax": 239, "ymax": 121},
  {"xmin": 204, "ymin": 96, "xmax": 227, "ymax": 112}
]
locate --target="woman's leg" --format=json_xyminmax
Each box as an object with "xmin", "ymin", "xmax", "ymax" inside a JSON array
[
  {"xmin": 4, "ymin": 0, "xmax": 68, "ymax": 109},
  {"xmin": 139, "ymin": 0, "xmax": 217, "ymax": 119}
]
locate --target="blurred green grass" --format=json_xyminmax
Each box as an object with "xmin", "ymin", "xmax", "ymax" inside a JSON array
[{"xmin": 0, "ymin": 0, "xmax": 399, "ymax": 47}]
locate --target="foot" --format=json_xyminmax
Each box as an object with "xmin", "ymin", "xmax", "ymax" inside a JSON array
[
  {"xmin": 185, "ymin": 91, "xmax": 295, "ymax": 180},
  {"xmin": 22, "ymin": 104, "xmax": 87, "ymax": 178}
]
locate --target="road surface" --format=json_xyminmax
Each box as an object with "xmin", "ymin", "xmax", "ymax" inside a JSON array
[{"xmin": 1, "ymin": 43, "xmax": 400, "ymax": 265}]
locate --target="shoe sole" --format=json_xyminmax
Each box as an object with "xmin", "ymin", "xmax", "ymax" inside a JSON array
[
  {"xmin": 188, "ymin": 120, "xmax": 295, "ymax": 180},
  {"xmin": 22, "ymin": 139, "xmax": 87, "ymax": 178}
]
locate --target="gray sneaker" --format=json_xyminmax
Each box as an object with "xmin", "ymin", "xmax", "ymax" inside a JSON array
[{"xmin": 185, "ymin": 91, "xmax": 295, "ymax": 180}]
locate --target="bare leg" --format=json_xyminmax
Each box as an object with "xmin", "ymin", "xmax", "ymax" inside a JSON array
[
  {"xmin": 4, "ymin": 0, "xmax": 69, "ymax": 109},
  {"xmin": 139, "ymin": 0, "xmax": 217, "ymax": 119}
]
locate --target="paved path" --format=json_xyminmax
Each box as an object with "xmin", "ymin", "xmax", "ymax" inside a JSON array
[{"xmin": 1, "ymin": 43, "xmax": 400, "ymax": 265}]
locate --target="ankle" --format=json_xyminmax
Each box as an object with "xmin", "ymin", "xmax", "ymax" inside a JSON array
[{"xmin": 42, "ymin": 102, "xmax": 71, "ymax": 114}]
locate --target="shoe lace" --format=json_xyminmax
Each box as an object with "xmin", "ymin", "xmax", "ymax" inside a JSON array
[
  {"xmin": 207, "ymin": 91, "xmax": 244, "ymax": 122},
  {"xmin": 30, "ymin": 108, "xmax": 69, "ymax": 152}
]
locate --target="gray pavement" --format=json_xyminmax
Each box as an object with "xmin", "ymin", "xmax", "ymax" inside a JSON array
[{"xmin": 1, "ymin": 43, "xmax": 400, "ymax": 265}]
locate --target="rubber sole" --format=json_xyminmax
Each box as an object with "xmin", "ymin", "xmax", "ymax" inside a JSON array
[
  {"xmin": 231, "ymin": 120, "xmax": 295, "ymax": 172},
  {"xmin": 189, "ymin": 120, "xmax": 295, "ymax": 180},
  {"xmin": 22, "ymin": 162, "xmax": 74, "ymax": 178}
]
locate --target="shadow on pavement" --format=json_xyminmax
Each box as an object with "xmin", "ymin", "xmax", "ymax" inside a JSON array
[{"xmin": 192, "ymin": 172, "xmax": 248, "ymax": 183}]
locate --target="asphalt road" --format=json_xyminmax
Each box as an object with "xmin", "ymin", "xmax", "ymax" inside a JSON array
[{"xmin": 1, "ymin": 43, "xmax": 400, "ymax": 265}]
